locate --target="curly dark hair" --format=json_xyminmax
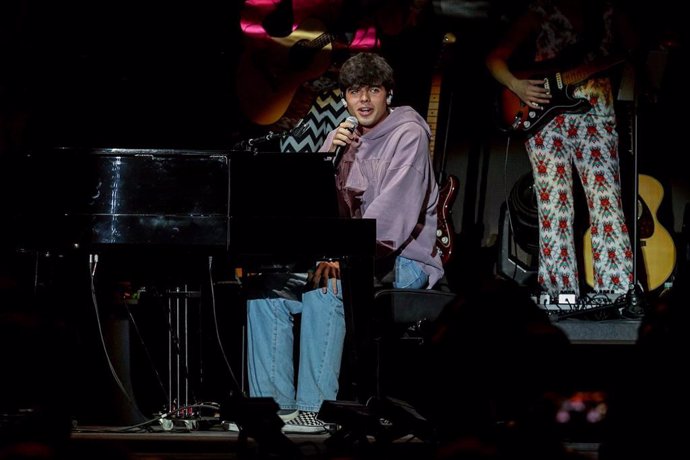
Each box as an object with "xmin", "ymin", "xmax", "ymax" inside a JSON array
[{"xmin": 338, "ymin": 52, "xmax": 395, "ymax": 93}]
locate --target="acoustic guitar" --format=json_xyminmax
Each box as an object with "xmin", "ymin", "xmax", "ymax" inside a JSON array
[
  {"xmin": 582, "ymin": 174, "xmax": 676, "ymax": 291},
  {"xmin": 500, "ymin": 54, "xmax": 626, "ymax": 135},
  {"xmin": 236, "ymin": 18, "xmax": 338, "ymax": 126}
]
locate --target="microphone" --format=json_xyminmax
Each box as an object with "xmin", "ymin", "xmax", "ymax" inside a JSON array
[{"xmin": 332, "ymin": 116, "xmax": 358, "ymax": 170}]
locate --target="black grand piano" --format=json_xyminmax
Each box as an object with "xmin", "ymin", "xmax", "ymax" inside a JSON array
[
  {"xmin": 2, "ymin": 147, "xmax": 375, "ymax": 264},
  {"xmin": 0, "ymin": 147, "xmax": 376, "ymax": 408}
]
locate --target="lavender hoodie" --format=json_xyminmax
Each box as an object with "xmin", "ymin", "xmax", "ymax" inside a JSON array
[{"xmin": 321, "ymin": 106, "xmax": 444, "ymax": 288}]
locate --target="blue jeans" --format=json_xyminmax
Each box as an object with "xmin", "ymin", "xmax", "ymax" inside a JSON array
[{"xmin": 246, "ymin": 256, "xmax": 428, "ymax": 412}]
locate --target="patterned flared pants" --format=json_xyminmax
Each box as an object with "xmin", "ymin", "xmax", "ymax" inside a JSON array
[{"xmin": 525, "ymin": 103, "xmax": 633, "ymax": 298}]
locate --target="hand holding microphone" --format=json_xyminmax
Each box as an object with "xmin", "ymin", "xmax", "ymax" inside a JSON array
[{"xmin": 332, "ymin": 115, "xmax": 359, "ymax": 169}]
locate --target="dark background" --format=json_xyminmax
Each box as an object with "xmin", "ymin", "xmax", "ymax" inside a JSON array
[
  {"xmin": 1, "ymin": 1, "xmax": 684, "ymax": 150},
  {"xmin": 1, "ymin": 0, "xmax": 689, "ymax": 426},
  {"xmin": 3, "ymin": 1, "xmax": 688, "ymax": 238}
]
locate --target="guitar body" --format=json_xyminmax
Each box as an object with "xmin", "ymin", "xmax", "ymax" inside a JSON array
[
  {"xmin": 499, "ymin": 54, "xmax": 625, "ymax": 135},
  {"xmin": 436, "ymin": 174, "xmax": 459, "ymax": 265},
  {"xmin": 500, "ymin": 80, "xmax": 591, "ymax": 134},
  {"xmin": 583, "ymin": 174, "xmax": 676, "ymax": 291},
  {"xmin": 236, "ymin": 18, "xmax": 335, "ymax": 126}
]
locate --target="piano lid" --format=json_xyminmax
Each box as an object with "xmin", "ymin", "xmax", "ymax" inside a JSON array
[
  {"xmin": 6, "ymin": 147, "xmax": 232, "ymax": 250},
  {"xmin": 3, "ymin": 148, "xmax": 344, "ymax": 253},
  {"xmin": 29, "ymin": 147, "xmax": 231, "ymax": 216}
]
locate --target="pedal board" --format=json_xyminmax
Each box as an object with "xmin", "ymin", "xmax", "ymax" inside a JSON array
[{"xmin": 532, "ymin": 292, "xmax": 625, "ymax": 319}]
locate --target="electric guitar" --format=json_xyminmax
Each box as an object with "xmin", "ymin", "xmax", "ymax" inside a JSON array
[
  {"xmin": 236, "ymin": 18, "xmax": 338, "ymax": 126},
  {"xmin": 427, "ymin": 32, "xmax": 458, "ymax": 265},
  {"xmin": 583, "ymin": 174, "xmax": 676, "ymax": 291},
  {"xmin": 500, "ymin": 54, "xmax": 626, "ymax": 135},
  {"xmin": 437, "ymin": 174, "xmax": 459, "ymax": 265}
]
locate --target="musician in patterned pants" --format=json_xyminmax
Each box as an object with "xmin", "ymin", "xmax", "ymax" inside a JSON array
[
  {"xmin": 486, "ymin": 0, "xmax": 638, "ymax": 301},
  {"xmin": 524, "ymin": 77, "xmax": 633, "ymax": 299}
]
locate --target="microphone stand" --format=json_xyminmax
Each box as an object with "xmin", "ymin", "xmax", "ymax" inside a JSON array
[
  {"xmin": 232, "ymin": 131, "xmax": 283, "ymax": 153},
  {"xmin": 232, "ymin": 119, "xmax": 309, "ymax": 153},
  {"xmin": 619, "ymin": 62, "xmax": 646, "ymax": 318}
]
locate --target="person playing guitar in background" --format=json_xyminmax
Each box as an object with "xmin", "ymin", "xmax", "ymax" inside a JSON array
[
  {"xmin": 485, "ymin": 0, "xmax": 639, "ymax": 304},
  {"xmin": 237, "ymin": 0, "xmax": 430, "ymax": 130}
]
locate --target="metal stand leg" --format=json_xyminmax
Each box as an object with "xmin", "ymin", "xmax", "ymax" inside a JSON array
[{"xmin": 166, "ymin": 285, "xmax": 201, "ymax": 418}]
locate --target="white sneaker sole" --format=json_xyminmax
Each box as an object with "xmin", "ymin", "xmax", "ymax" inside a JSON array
[{"xmin": 281, "ymin": 424, "xmax": 328, "ymax": 434}]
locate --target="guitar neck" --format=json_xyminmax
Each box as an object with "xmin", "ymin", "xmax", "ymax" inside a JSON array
[
  {"xmin": 426, "ymin": 74, "xmax": 442, "ymax": 160},
  {"xmin": 560, "ymin": 55, "xmax": 626, "ymax": 86},
  {"xmin": 426, "ymin": 32, "xmax": 456, "ymax": 162},
  {"xmin": 304, "ymin": 32, "xmax": 339, "ymax": 50}
]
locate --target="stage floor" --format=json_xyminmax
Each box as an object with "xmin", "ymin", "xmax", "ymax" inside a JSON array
[
  {"xmin": 69, "ymin": 422, "xmax": 435, "ymax": 460},
  {"xmin": 66, "ymin": 423, "xmax": 600, "ymax": 460}
]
